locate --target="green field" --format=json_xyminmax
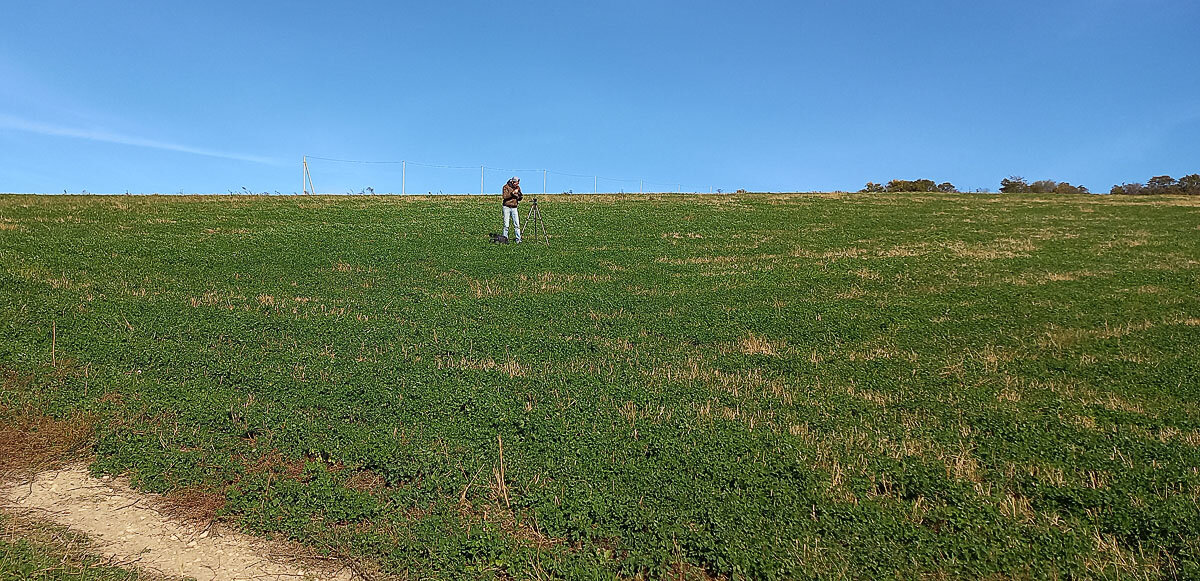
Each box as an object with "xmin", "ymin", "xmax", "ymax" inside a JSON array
[{"xmin": 2, "ymin": 193, "xmax": 1199, "ymax": 579}]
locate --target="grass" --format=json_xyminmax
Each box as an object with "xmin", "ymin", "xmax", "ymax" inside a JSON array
[{"xmin": 1, "ymin": 192, "xmax": 1198, "ymax": 579}]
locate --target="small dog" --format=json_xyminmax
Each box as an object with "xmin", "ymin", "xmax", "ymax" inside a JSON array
[{"xmin": 489, "ymin": 233, "xmax": 509, "ymax": 244}]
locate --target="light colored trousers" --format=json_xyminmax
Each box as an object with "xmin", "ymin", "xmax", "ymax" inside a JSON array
[{"xmin": 502, "ymin": 206, "xmax": 521, "ymax": 241}]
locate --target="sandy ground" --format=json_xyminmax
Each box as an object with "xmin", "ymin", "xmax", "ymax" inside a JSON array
[{"xmin": 1, "ymin": 465, "xmax": 358, "ymax": 581}]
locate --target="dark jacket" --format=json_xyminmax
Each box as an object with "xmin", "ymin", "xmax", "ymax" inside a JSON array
[{"xmin": 502, "ymin": 182, "xmax": 522, "ymax": 208}]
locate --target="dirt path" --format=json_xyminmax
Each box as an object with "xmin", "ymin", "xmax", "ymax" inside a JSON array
[{"xmin": 1, "ymin": 465, "xmax": 358, "ymax": 581}]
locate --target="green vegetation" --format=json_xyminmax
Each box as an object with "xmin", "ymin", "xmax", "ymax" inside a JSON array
[{"xmin": 2, "ymin": 193, "xmax": 1199, "ymax": 579}]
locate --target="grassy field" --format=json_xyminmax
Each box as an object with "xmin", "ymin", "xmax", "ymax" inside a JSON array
[{"xmin": 1, "ymin": 192, "xmax": 1198, "ymax": 579}]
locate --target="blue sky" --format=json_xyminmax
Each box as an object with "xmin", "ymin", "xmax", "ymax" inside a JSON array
[{"xmin": 1, "ymin": 0, "xmax": 1197, "ymax": 194}]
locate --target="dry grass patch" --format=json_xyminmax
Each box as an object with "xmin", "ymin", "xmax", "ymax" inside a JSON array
[
  {"xmin": 617, "ymin": 401, "xmax": 675, "ymax": 426},
  {"xmin": 880, "ymin": 242, "xmax": 934, "ymax": 258},
  {"xmin": 1080, "ymin": 530, "xmax": 1169, "ymax": 580},
  {"xmin": 847, "ymin": 347, "xmax": 918, "ymax": 362},
  {"xmin": 595, "ymin": 335, "xmax": 635, "ymax": 353},
  {"xmin": 1007, "ymin": 461, "xmax": 1067, "ymax": 487},
  {"xmin": 852, "ymin": 268, "xmax": 883, "ymax": 281},
  {"xmin": 13, "ymin": 266, "xmax": 82, "ymax": 290},
  {"xmin": 436, "ymin": 356, "xmax": 528, "ymax": 378},
  {"xmin": 1098, "ymin": 229, "xmax": 1151, "ymax": 250},
  {"xmin": 944, "ymin": 441, "xmax": 983, "ymax": 484},
  {"xmin": 344, "ymin": 470, "xmax": 387, "ymax": 493},
  {"xmin": 457, "ymin": 498, "xmax": 565, "ymax": 552},
  {"xmin": 159, "ymin": 485, "xmax": 227, "ymax": 524},
  {"xmin": 947, "ymin": 238, "xmax": 1036, "ymax": 260},
  {"xmin": 519, "ymin": 271, "xmax": 613, "ymax": 292},
  {"xmin": 648, "ymin": 358, "xmax": 789, "ymax": 401},
  {"xmin": 1006, "ymin": 270, "xmax": 1097, "ymax": 286},
  {"xmin": 847, "ymin": 385, "xmax": 890, "ymax": 406},
  {"xmin": 202, "ymin": 227, "xmax": 251, "ymax": 235},
  {"xmin": 663, "ymin": 561, "xmax": 727, "ymax": 581},
  {"xmin": 586, "ymin": 308, "xmax": 632, "ymax": 321},
  {"xmin": 657, "ymin": 254, "xmax": 744, "ymax": 265},
  {"xmin": 738, "ymin": 333, "xmax": 781, "ymax": 356},
  {"xmin": 0, "ymin": 407, "xmax": 95, "ymax": 479},
  {"xmin": 997, "ymin": 493, "xmax": 1036, "ymax": 523},
  {"xmin": 1096, "ymin": 393, "xmax": 1146, "ymax": 415},
  {"xmin": 1037, "ymin": 315, "xmax": 1193, "ymax": 349},
  {"xmin": 792, "ymin": 246, "xmax": 868, "ymax": 260},
  {"xmin": 466, "ymin": 277, "xmax": 505, "ymax": 298},
  {"xmin": 835, "ymin": 286, "xmax": 867, "ymax": 300},
  {"xmin": 187, "ymin": 289, "xmax": 242, "ymax": 308}
]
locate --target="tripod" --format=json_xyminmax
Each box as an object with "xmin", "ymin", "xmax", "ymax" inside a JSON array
[{"xmin": 523, "ymin": 197, "xmax": 549, "ymax": 245}]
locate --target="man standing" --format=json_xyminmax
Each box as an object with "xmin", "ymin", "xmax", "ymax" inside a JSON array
[{"xmin": 501, "ymin": 177, "xmax": 522, "ymax": 243}]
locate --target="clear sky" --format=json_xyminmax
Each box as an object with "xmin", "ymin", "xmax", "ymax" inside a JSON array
[{"xmin": 1, "ymin": 0, "xmax": 1197, "ymax": 194}]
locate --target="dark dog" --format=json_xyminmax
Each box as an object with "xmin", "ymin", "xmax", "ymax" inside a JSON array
[{"xmin": 489, "ymin": 233, "xmax": 509, "ymax": 244}]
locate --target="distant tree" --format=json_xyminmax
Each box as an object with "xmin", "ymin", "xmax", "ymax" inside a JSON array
[
  {"xmin": 1029, "ymin": 180, "xmax": 1059, "ymax": 193},
  {"xmin": 1001, "ymin": 176, "xmax": 1089, "ymax": 194},
  {"xmin": 1111, "ymin": 183, "xmax": 1147, "ymax": 195},
  {"xmin": 866, "ymin": 178, "xmax": 960, "ymax": 193},
  {"xmin": 1146, "ymin": 175, "xmax": 1177, "ymax": 194},
  {"xmin": 1000, "ymin": 176, "xmax": 1030, "ymax": 193},
  {"xmin": 1178, "ymin": 174, "xmax": 1200, "ymax": 194},
  {"xmin": 1110, "ymin": 174, "xmax": 1200, "ymax": 195},
  {"xmin": 1053, "ymin": 182, "xmax": 1089, "ymax": 195},
  {"xmin": 885, "ymin": 179, "xmax": 937, "ymax": 193}
]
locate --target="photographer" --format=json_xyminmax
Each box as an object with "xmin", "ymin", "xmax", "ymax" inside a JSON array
[{"xmin": 501, "ymin": 177, "xmax": 522, "ymax": 243}]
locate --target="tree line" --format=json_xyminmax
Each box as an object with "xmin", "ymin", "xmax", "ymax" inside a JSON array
[
  {"xmin": 998, "ymin": 177, "xmax": 1089, "ymax": 194},
  {"xmin": 857, "ymin": 172, "xmax": 1200, "ymax": 195},
  {"xmin": 859, "ymin": 179, "xmax": 958, "ymax": 193},
  {"xmin": 1109, "ymin": 174, "xmax": 1200, "ymax": 195}
]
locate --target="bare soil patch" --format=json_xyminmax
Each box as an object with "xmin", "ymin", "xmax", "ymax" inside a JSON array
[{"xmin": 1, "ymin": 466, "xmax": 358, "ymax": 581}]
